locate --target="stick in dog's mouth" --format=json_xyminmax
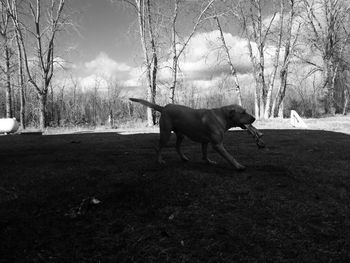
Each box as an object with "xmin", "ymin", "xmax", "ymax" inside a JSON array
[{"xmin": 245, "ymin": 124, "xmax": 265, "ymax": 148}]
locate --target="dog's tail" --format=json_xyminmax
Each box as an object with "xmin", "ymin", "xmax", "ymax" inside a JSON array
[{"xmin": 129, "ymin": 98, "xmax": 164, "ymax": 112}]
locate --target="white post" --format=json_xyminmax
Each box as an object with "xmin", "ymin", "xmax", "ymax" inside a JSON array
[{"xmin": 290, "ymin": 110, "xmax": 307, "ymax": 128}]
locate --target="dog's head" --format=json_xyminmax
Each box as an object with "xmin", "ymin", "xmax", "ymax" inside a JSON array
[{"xmin": 225, "ymin": 105, "xmax": 255, "ymax": 129}]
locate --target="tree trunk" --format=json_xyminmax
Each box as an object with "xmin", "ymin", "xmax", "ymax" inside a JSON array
[
  {"xmin": 146, "ymin": 54, "xmax": 157, "ymax": 125},
  {"xmin": 270, "ymin": 88, "xmax": 278, "ymax": 117},
  {"xmin": 232, "ymin": 68, "xmax": 243, "ymax": 106},
  {"xmin": 274, "ymin": 68, "xmax": 288, "ymax": 117},
  {"xmin": 170, "ymin": 0, "xmax": 178, "ymax": 103},
  {"xmin": 254, "ymin": 88, "xmax": 259, "ymax": 119},
  {"xmin": 343, "ymin": 86, "xmax": 349, "ymax": 115},
  {"xmin": 38, "ymin": 92, "xmax": 47, "ymax": 130},
  {"xmin": 5, "ymin": 46, "xmax": 12, "ymax": 118},
  {"xmin": 257, "ymin": 69, "xmax": 265, "ymax": 119},
  {"xmin": 16, "ymin": 33, "xmax": 26, "ymax": 129},
  {"xmin": 19, "ymin": 78, "xmax": 25, "ymax": 128},
  {"xmin": 170, "ymin": 56, "xmax": 178, "ymax": 103},
  {"xmin": 246, "ymin": 37, "xmax": 260, "ymax": 118},
  {"xmin": 271, "ymin": 72, "xmax": 282, "ymax": 118},
  {"xmin": 264, "ymin": 87, "xmax": 272, "ymax": 119},
  {"xmin": 278, "ymin": 100, "xmax": 284, "ymax": 118},
  {"xmin": 135, "ymin": 0, "xmax": 156, "ymax": 126},
  {"xmin": 146, "ymin": 0, "xmax": 157, "ymax": 125},
  {"xmin": 50, "ymin": 84, "xmax": 54, "ymax": 125},
  {"xmin": 253, "ymin": 68, "xmax": 262, "ymax": 119},
  {"xmin": 272, "ymin": 65, "xmax": 289, "ymax": 118},
  {"xmin": 151, "ymin": 61, "xmax": 157, "ymax": 124},
  {"xmin": 256, "ymin": 2, "xmax": 267, "ymax": 120},
  {"xmin": 146, "ymin": 92, "xmax": 153, "ymax": 126},
  {"xmin": 324, "ymin": 58, "xmax": 336, "ymax": 114}
]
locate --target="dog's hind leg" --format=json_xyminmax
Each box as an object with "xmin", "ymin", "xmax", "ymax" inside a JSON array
[
  {"xmin": 212, "ymin": 143, "xmax": 245, "ymax": 171},
  {"xmin": 175, "ymin": 132, "xmax": 189, "ymax": 162},
  {"xmin": 157, "ymin": 117, "xmax": 172, "ymax": 164},
  {"xmin": 201, "ymin": 142, "xmax": 217, "ymax": 165},
  {"xmin": 157, "ymin": 130, "xmax": 171, "ymax": 164}
]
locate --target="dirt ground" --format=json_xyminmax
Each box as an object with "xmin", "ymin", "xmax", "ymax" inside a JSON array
[{"xmin": 0, "ymin": 128, "xmax": 350, "ymax": 262}]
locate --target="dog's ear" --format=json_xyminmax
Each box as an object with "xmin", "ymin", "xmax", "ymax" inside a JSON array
[{"xmin": 228, "ymin": 107, "xmax": 238, "ymax": 121}]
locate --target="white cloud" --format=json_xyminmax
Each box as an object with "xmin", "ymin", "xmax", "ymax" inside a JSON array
[
  {"xmin": 162, "ymin": 30, "xmax": 277, "ymax": 82},
  {"xmin": 182, "ymin": 31, "xmax": 252, "ymax": 72},
  {"xmin": 122, "ymin": 30, "xmax": 279, "ymax": 96},
  {"xmin": 70, "ymin": 30, "xmax": 281, "ymax": 95},
  {"xmin": 75, "ymin": 52, "xmax": 139, "ymax": 91},
  {"xmin": 78, "ymin": 74, "xmax": 108, "ymax": 91},
  {"xmin": 84, "ymin": 52, "xmax": 131, "ymax": 77}
]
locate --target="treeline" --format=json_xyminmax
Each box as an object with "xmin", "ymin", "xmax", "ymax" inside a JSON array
[
  {"xmin": 0, "ymin": 80, "xmax": 144, "ymax": 128},
  {"xmin": 0, "ymin": 79, "xmax": 247, "ymax": 128},
  {"xmin": 0, "ymin": 62, "xmax": 349, "ymax": 129},
  {"xmin": 2, "ymin": 73, "xmax": 347, "ymax": 130}
]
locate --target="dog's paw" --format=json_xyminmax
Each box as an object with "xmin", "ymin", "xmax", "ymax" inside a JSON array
[
  {"xmin": 204, "ymin": 158, "xmax": 217, "ymax": 165},
  {"xmin": 157, "ymin": 158, "xmax": 166, "ymax": 165},
  {"xmin": 236, "ymin": 164, "xmax": 246, "ymax": 171},
  {"xmin": 180, "ymin": 155, "xmax": 190, "ymax": 162}
]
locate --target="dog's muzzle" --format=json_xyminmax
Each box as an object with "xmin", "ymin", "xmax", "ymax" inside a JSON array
[{"xmin": 239, "ymin": 115, "xmax": 255, "ymax": 128}]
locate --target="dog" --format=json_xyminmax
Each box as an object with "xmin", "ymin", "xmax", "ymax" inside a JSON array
[{"xmin": 129, "ymin": 98, "xmax": 256, "ymax": 170}]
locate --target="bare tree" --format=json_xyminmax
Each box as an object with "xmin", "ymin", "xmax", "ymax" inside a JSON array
[
  {"xmin": 262, "ymin": 0, "xmax": 285, "ymax": 119},
  {"xmin": 14, "ymin": 15, "xmax": 26, "ymax": 128},
  {"xmin": 120, "ymin": 0, "xmax": 159, "ymax": 126},
  {"xmin": 236, "ymin": 0, "xmax": 277, "ymax": 119},
  {"xmin": 0, "ymin": 1, "xmax": 13, "ymax": 118},
  {"xmin": 145, "ymin": 0, "xmax": 158, "ymax": 124},
  {"xmin": 0, "ymin": 0, "xmax": 27, "ymax": 127},
  {"xmin": 337, "ymin": 68, "xmax": 350, "ymax": 115},
  {"xmin": 343, "ymin": 78, "xmax": 349, "ymax": 114},
  {"xmin": 301, "ymin": 0, "xmax": 350, "ymax": 114},
  {"xmin": 7, "ymin": 0, "xmax": 67, "ymax": 130},
  {"xmin": 106, "ymin": 77, "xmax": 122, "ymax": 128},
  {"xmin": 270, "ymin": 0, "xmax": 300, "ymax": 118},
  {"xmin": 213, "ymin": 14, "xmax": 243, "ymax": 106},
  {"xmin": 169, "ymin": 0, "xmax": 215, "ymax": 103}
]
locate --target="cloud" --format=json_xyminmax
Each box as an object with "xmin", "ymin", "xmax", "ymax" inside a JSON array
[
  {"xmin": 84, "ymin": 52, "xmax": 131, "ymax": 77},
  {"xmin": 160, "ymin": 30, "xmax": 277, "ymax": 83},
  {"xmin": 74, "ymin": 52, "xmax": 140, "ymax": 91},
  {"xmin": 70, "ymin": 30, "xmax": 280, "ymax": 95},
  {"xmin": 152, "ymin": 30, "xmax": 279, "ymax": 98},
  {"xmin": 178, "ymin": 31, "xmax": 252, "ymax": 78}
]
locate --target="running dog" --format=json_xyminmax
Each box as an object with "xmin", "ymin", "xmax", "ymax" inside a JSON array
[{"xmin": 129, "ymin": 98, "xmax": 257, "ymax": 170}]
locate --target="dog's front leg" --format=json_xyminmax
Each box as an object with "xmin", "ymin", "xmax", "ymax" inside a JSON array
[
  {"xmin": 175, "ymin": 133, "xmax": 189, "ymax": 162},
  {"xmin": 212, "ymin": 143, "xmax": 245, "ymax": 171},
  {"xmin": 201, "ymin": 142, "xmax": 217, "ymax": 165}
]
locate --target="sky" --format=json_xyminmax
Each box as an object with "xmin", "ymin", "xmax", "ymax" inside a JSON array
[
  {"xmin": 56, "ymin": 0, "xmax": 294, "ymax": 97},
  {"xmin": 68, "ymin": 0, "xmax": 137, "ymax": 64}
]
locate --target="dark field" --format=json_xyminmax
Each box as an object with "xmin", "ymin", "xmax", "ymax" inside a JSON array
[{"xmin": 0, "ymin": 130, "xmax": 349, "ymax": 262}]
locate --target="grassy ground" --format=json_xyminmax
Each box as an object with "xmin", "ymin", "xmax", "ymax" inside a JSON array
[
  {"xmin": 253, "ymin": 115, "xmax": 350, "ymax": 135},
  {"xmin": 0, "ymin": 117, "xmax": 350, "ymax": 262},
  {"xmin": 37, "ymin": 115, "xmax": 350, "ymax": 136}
]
